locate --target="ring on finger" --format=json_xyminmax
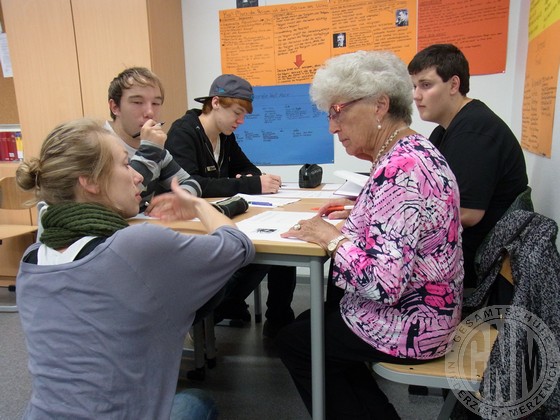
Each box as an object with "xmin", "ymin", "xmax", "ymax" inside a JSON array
[{"xmin": 293, "ymin": 223, "xmax": 301, "ymax": 231}]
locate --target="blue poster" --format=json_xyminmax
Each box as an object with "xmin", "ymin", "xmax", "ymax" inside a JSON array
[{"xmin": 236, "ymin": 84, "xmax": 334, "ymax": 165}]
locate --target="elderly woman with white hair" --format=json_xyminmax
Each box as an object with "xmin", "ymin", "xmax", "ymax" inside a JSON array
[{"xmin": 276, "ymin": 50, "xmax": 464, "ymax": 419}]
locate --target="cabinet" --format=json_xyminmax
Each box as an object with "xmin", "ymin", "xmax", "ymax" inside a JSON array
[
  {"xmin": 1, "ymin": 0, "xmax": 187, "ymax": 163},
  {"xmin": 0, "ymin": 0, "xmax": 187, "ymax": 276}
]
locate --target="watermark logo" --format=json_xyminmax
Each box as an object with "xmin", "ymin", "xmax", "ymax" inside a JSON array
[{"xmin": 445, "ymin": 305, "xmax": 559, "ymax": 418}]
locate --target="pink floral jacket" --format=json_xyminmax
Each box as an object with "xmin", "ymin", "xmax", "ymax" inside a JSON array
[{"xmin": 333, "ymin": 134, "xmax": 463, "ymax": 360}]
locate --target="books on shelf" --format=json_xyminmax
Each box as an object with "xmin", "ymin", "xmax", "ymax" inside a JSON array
[{"xmin": 0, "ymin": 130, "xmax": 23, "ymax": 161}]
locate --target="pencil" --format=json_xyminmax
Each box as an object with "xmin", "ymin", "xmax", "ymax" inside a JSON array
[{"xmin": 132, "ymin": 121, "xmax": 165, "ymax": 139}]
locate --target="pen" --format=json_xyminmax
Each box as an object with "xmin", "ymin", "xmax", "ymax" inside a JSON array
[
  {"xmin": 311, "ymin": 205, "xmax": 354, "ymax": 211},
  {"xmin": 248, "ymin": 201, "xmax": 273, "ymax": 206},
  {"xmin": 132, "ymin": 122, "xmax": 165, "ymax": 139}
]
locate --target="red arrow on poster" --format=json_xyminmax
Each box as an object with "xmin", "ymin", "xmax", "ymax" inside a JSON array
[{"xmin": 294, "ymin": 54, "xmax": 304, "ymax": 68}]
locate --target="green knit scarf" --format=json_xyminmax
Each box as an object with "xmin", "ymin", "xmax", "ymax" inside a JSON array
[{"xmin": 40, "ymin": 202, "xmax": 129, "ymax": 249}]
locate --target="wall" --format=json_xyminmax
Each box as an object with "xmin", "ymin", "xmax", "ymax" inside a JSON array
[{"xmin": 182, "ymin": 0, "xmax": 560, "ymax": 248}]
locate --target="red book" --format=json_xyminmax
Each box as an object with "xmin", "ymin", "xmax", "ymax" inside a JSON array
[
  {"xmin": 7, "ymin": 132, "xmax": 18, "ymax": 161},
  {"xmin": 0, "ymin": 132, "xmax": 11, "ymax": 161}
]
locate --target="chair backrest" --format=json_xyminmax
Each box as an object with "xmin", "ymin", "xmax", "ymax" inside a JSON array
[
  {"xmin": 499, "ymin": 254, "xmax": 512, "ymax": 284},
  {"xmin": 374, "ymin": 223, "xmax": 557, "ymax": 418},
  {"xmin": 474, "ymin": 186, "xmax": 534, "ymax": 277},
  {"xmin": 471, "ymin": 210, "xmax": 560, "ymax": 417},
  {"xmin": 0, "ymin": 176, "xmax": 35, "ymax": 210},
  {"xmin": 0, "ymin": 177, "xmax": 35, "ymax": 225},
  {"xmin": 0, "ymin": 177, "xmax": 37, "ymax": 280}
]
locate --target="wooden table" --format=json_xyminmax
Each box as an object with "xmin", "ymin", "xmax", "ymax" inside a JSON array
[{"xmin": 131, "ymin": 197, "xmax": 337, "ymax": 419}]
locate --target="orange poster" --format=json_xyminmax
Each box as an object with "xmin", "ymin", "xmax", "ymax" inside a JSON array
[
  {"xmin": 417, "ymin": 0, "xmax": 509, "ymax": 75},
  {"xmin": 220, "ymin": 2, "xmax": 330, "ymax": 86},
  {"xmin": 328, "ymin": 0, "xmax": 416, "ymax": 63},
  {"xmin": 521, "ymin": 0, "xmax": 560, "ymax": 158},
  {"xmin": 220, "ymin": 0, "xmax": 416, "ymax": 86}
]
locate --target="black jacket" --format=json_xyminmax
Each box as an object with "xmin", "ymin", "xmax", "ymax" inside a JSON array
[{"xmin": 165, "ymin": 109, "xmax": 262, "ymax": 198}]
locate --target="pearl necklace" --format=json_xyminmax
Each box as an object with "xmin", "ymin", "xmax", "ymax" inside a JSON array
[{"xmin": 371, "ymin": 126, "xmax": 408, "ymax": 169}]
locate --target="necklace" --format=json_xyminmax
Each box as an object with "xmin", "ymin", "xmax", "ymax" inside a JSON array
[{"xmin": 371, "ymin": 126, "xmax": 408, "ymax": 169}]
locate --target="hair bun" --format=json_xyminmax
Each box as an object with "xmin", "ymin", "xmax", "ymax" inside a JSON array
[{"xmin": 16, "ymin": 158, "xmax": 41, "ymax": 191}]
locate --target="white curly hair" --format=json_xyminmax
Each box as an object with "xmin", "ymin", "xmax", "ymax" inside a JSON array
[{"xmin": 310, "ymin": 50, "xmax": 413, "ymax": 125}]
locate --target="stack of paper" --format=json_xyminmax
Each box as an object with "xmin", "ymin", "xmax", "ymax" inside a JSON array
[{"xmin": 333, "ymin": 170, "xmax": 369, "ymax": 197}]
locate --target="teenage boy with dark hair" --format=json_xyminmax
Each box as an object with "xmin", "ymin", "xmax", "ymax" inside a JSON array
[
  {"xmin": 106, "ymin": 67, "xmax": 203, "ymax": 206},
  {"xmin": 408, "ymin": 44, "xmax": 528, "ymax": 288}
]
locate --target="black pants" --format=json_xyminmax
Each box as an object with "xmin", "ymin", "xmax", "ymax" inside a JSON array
[
  {"xmin": 275, "ymin": 286, "xmax": 415, "ymax": 420},
  {"xmin": 220, "ymin": 264, "xmax": 296, "ymax": 323},
  {"xmin": 265, "ymin": 265, "xmax": 296, "ymax": 323},
  {"xmin": 193, "ymin": 285, "xmax": 227, "ymax": 324}
]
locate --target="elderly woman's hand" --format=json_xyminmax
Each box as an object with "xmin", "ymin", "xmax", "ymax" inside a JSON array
[
  {"xmin": 316, "ymin": 198, "xmax": 356, "ymax": 220},
  {"xmin": 281, "ymin": 215, "xmax": 343, "ymax": 250}
]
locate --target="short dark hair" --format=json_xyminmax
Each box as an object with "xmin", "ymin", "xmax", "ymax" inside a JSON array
[
  {"xmin": 408, "ymin": 44, "xmax": 470, "ymax": 95},
  {"xmin": 108, "ymin": 67, "xmax": 165, "ymax": 120}
]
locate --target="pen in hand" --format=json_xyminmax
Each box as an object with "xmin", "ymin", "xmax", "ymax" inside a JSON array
[
  {"xmin": 132, "ymin": 121, "xmax": 165, "ymax": 139},
  {"xmin": 312, "ymin": 205, "xmax": 354, "ymax": 212}
]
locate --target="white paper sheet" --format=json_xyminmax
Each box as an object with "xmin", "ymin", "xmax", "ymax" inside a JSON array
[
  {"xmin": 275, "ymin": 183, "xmax": 342, "ymax": 197},
  {"xmin": 273, "ymin": 190, "xmax": 338, "ymax": 199},
  {"xmin": 333, "ymin": 170, "xmax": 369, "ymax": 187},
  {"xmin": 0, "ymin": 33, "xmax": 13, "ymax": 78},
  {"xmin": 236, "ymin": 194, "xmax": 300, "ymax": 207},
  {"xmin": 320, "ymin": 183, "xmax": 343, "ymax": 191},
  {"xmin": 236, "ymin": 211, "xmax": 340, "ymax": 242},
  {"xmin": 280, "ymin": 182, "xmax": 301, "ymax": 189},
  {"xmin": 333, "ymin": 180, "xmax": 363, "ymax": 197},
  {"xmin": 333, "ymin": 170, "xmax": 369, "ymax": 197}
]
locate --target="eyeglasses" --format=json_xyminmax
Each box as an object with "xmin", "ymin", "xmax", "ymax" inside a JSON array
[{"xmin": 327, "ymin": 98, "xmax": 363, "ymax": 121}]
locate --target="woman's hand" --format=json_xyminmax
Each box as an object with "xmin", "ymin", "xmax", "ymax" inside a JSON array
[
  {"xmin": 316, "ymin": 198, "xmax": 355, "ymax": 220},
  {"xmin": 146, "ymin": 178, "xmax": 236, "ymax": 231},
  {"xmin": 146, "ymin": 178, "xmax": 201, "ymax": 220},
  {"xmin": 281, "ymin": 215, "xmax": 342, "ymax": 249}
]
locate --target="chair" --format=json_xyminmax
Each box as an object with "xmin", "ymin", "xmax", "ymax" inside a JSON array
[
  {"xmin": 182, "ymin": 314, "xmax": 217, "ymax": 381},
  {"xmin": 394, "ymin": 186, "xmax": 533, "ymax": 404},
  {"xmin": 473, "ymin": 186, "xmax": 533, "ymax": 278},
  {"xmin": 375, "ymin": 210, "xmax": 560, "ymax": 418},
  {"xmin": 0, "ymin": 176, "xmax": 37, "ymax": 312},
  {"xmin": 372, "ymin": 257, "xmax": 509, "ymax": 420},
  {"xmin": 462, "ymin": 210, "xmax": 560, "ymax": 417},
  {"xmin": 253, "ymin": 282, "xmax": 263, "ymax": 323}
]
